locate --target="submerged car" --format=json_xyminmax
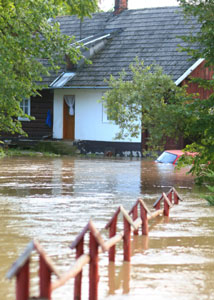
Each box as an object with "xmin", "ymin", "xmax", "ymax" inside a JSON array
[{"xmin": 155, "ymin": 150, "xmax": 196, "ymax": 165}]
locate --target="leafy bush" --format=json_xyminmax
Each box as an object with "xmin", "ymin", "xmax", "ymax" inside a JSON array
[{"xmin": 203, "ymin": 170, "xmax": 214, "ymax": 206}]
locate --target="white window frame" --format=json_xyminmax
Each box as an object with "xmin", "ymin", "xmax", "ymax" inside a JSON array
[{"xmin": 18, "ymin": 98, "xmax": 31, "ymax": 121}]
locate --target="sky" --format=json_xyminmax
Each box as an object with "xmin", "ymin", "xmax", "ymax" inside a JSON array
[{"xmin": 99, "ymin": 0, "xmax": 179, "ymax": 11}]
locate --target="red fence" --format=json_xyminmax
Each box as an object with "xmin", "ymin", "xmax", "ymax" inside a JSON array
[{"xmin": 6, "ymin": 187, "xmax": 182, "ymax": 300}]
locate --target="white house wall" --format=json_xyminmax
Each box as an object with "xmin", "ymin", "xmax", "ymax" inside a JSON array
[
  {"xmin": 53, "ymin": 90, "xmax": 63, "ymax": 138},
  {"xmin": 53, "ymin": 89, "xmax": 141, "ymax": 143}
]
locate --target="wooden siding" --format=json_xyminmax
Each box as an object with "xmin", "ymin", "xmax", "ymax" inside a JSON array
[
  {"xmin": 21, "ymin": 90, "xmax": 53, "ymax": 138},
  {"xmin": 141, "ymin": 131, "xmax": 184, "ymax": 152},
  {"xmin": 183, "ymin": 61, "xmax": 213, "ymax": 99},
  {"xmin": 164, "ymin": 136, "xmax": 185, "ymax": 150}
]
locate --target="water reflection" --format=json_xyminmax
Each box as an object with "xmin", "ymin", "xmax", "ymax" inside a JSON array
[
  {"xmin": 140, "ymin": 161, "xmax": 196, "ymax": 195},
  {"xmin": 0, "ymin": 156, "xmax": 213, "ymax": 300},
  {"xmin": 108, "ymin": 262, "xmax": 131, "ymax": 295},
  {"xmin": 108, "ymin": 236, "xmax": 149, "ymax": 296},
  {"xmin": 0, "ymin": 157, "xmax": 197, "ymax": 199}
]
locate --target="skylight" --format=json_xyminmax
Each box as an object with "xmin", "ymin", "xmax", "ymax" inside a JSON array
[{"xmin": 50, "ymin": 72, "xmax": 75, "ymax": 88}]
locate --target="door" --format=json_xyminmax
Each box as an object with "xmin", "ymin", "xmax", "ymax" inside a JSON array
[{"xmin": 63, "ymin": 96, "xmax": 75, "ymax": 140}]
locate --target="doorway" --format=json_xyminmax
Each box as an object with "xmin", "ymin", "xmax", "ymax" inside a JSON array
[{"xmin": 63, "ymin": 95, "xmax": 75, "ymax": 140}]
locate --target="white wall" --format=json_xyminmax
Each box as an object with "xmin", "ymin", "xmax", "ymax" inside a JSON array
[
  {"xmin": 53, "ymin": 89, "xmax": 141, "ymax": 143},
  {"xmin": 53, "ymin": 90, "xmax": 63, "ymax": 138}
]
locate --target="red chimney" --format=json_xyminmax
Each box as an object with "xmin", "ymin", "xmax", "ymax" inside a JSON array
[{"xmin": 114, "ymin": 0, "xmax": 128, "ymax": 15}]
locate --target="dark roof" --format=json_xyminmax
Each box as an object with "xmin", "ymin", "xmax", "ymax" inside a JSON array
[{"xmin": 46, "ymin": 6, "xmax": 200, "ymax": 87}]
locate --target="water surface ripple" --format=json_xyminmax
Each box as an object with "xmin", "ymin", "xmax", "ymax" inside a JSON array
[{"xmin": 0, "ymin": 157, "xmax": 213, "ymax": 299}]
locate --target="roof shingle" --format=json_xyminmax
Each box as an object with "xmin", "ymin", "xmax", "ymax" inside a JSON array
[{"xmin": 46, "ymin": 6, "xmax": 200, "ymax": 87}]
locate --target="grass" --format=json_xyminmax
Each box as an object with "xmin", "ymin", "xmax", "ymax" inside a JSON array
[
  {"xmin": 0, "ymin": 140, "xmax": 80, "ymax": 157},
  {"xmin": 3, "ymin": 147, "xmax": 60, "ymax": 157}
]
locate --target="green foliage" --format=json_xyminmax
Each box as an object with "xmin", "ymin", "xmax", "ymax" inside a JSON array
[
  {"xmin": 178, "ymin": 0, "xmax": 214, "ymax": 66},
  {"xmin": 0, "ymin": 0, "xmax": 97, "ymax": 135},
  {"xmin": 102, "ymin": 59, "xmax": 190, "ymax": 152},
  {"xmin": 0, "ymin": 146, "xmax": 5, "ymax": 157},
  {"xmin": 57, "ymin": 0, "xmax": 98, "ymax": 17},
  {"xmin": 177, "ymin": 0, "xmax": 214, "ymax": 182},
  {"xmin": 5, "ymin": 148, "xmax": 60, "ymax": 157},
  {"xmin": 35, "ymin": 140, "xmax": 78, "ymax": 155},
  {"xmin": 201, "ymin": 170, "xmax": 214, "ymax": 206}
]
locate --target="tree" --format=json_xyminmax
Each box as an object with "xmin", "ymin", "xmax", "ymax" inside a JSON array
[
  {"xmin": 177, "ymin": 0, "xmax": 214, "ymax": 182},
  {"xmin": 178, "ymin": 0, "xmax": 214, "ymax": 66},
  {"xmin": 0, "ymin": 0, "xmax": 97, "ymax": 135},
  {"xmin": 102, "ymin": 60, "xmax": 190, "ymax": 152},
  {"xmin": 57, "ymin": 0, "xmax": 98, "ymax": 17}
]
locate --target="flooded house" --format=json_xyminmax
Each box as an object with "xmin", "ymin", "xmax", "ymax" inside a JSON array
[{"xmin": 17, "ymin": 0, "xmax": 211, "ymax": 155}]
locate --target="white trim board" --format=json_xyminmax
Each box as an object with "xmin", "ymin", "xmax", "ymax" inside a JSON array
[{"xmin": 175, "ymin": 58, "xmax": 204, "ymax": 86}]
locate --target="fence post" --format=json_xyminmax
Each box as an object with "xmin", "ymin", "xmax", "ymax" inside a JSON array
[
  {"xmin": 109, "ymin": 216, "xmax": 117, "ymax": 261},
  {"xmin": 164, "ymin": 196, "xmax": 169, "ymax": 217},
  {"xmin": 163, "ymin": 192, "xmax": 173, "ymax": 217},
  {"xmin": 74, "ymin": 237, "xmax": 84, "ymax": 300},
  {"xmin": 16, "ymin": 260, "xmax": 30, "ymax": 300},
  {"xmin": 39, "ymin": 255, "xmax": 52, "ymax": 299},
  {"xmin": 174, "ymin": 191, "xmax": 179, "ymax": 204},
  {"xmin": 140, "ymin": 203, "xmax": 149, "ymax": 236},
  {"xmin": 34, "ymin": 240, "xmax": 61, "ymax": 300},
  {"xmin": 88, "ymin": 220, "xmax": 107, "ymax": 300},
  {"xmin": 89, "ymin": 231, "xmax": 99, "ymax": 300},
  {"xmin": 173, "ymin": 188, "xmax": 182, "ymax": 205},
  {"xmin": 71, "ymin": 221, "xmax": 107, "ymax": 300},
  {"xmin": 123, "ymin": 217, "xmax": 131, "ymax": 262},
  {"xmin": 168, "ymin": 190, "xmax": 172, "ymax": 203},
  {"xmin": 132, "ymin": 204, "xmax": 139, "ymax": 235},
  {"xmin": 120, "ymin": 205, "xmax": 137, "ymax": 262},
  {"xmin": 105, "ymin": 208, "xmax": 120, "ymax": 262}
]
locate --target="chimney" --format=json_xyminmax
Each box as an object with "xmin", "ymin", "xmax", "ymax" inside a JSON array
[{"xmin": 114, "ymin": 0, "xmax": 128, "ymax": 15}]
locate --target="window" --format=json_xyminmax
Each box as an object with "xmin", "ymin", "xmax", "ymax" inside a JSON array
[
  {"xmin": 156, "ymin": 151, "xmax": 177, "ymax": 164},
  {"xmin": 64, "ymin": 95, "xmax": 75, "ymax": 116},
  {"xmin": 18, "ymin": 98, "xmax": 31, "ymax": 121},
  {"xmin": 102, "ymin": 102, "xmax": 114, "ymax": 123},
  {"xmin": 50, "ymin": 72, "xmax": 75, "ymax": 88},
  {"xmin": 102, "ymin": 103, "xmax": 110, "ymax": 123},
  {"xmin": 101, "ymin": 92, "xmax": 114, "ymax": 124}
]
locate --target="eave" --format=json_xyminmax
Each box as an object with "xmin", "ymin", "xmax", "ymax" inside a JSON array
[{"xmin": 175, "ymin": 58, "xmax": 205, "ymax": 86}]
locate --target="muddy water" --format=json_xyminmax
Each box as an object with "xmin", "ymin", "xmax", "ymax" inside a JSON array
[{"xmin": 0, "ymin": 157, "xmax": 213, "ymax": 300}]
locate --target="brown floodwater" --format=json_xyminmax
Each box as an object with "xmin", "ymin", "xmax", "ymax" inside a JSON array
[{"xmin": 0, "ymin": 156, "xmax": 213, "ymax": 300}]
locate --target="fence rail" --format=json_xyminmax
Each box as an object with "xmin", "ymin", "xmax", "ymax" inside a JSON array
[{"xmin": 6, "ymin": 187, "xmax": 182, "ymax": 300}]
